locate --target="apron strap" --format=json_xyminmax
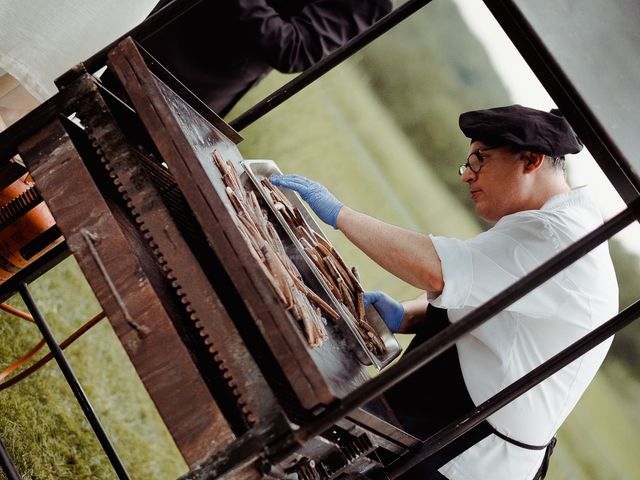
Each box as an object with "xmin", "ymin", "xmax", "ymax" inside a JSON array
[
  {"xmin": 533, "ymin": 437, "xmax": 557, "ymax": 480},
  {"xmin": 386, "ymin": 305, "xmax": 557, "ymax": 480},
  {"xmin": 487, "ymin": 424, "xmax": 557, "ymax": 480},
  {"xmin": 487, "ymin": 424, "xmax": 553, "ymax": 450}
]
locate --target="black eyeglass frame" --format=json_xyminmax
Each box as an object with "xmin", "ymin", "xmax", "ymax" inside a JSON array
[{"xmin": 458, "ymin": 145, "xmax": 503, "ymax": 176}]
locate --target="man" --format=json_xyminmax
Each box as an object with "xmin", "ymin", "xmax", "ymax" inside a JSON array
[
  {"xmin": 270, "ymin": 105, "xmax": 618, "ymax": 479},
  {"xmin": 143, "ymin": 0, "xmax": 392, "ymax": 116}
]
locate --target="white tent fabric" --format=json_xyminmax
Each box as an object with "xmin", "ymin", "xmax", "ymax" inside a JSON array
[{"xmin": 0, "ymin": 0, "xmax": 158, "ymax": 101}]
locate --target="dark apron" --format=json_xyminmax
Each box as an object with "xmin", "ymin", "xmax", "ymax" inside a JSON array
[{"xmin": 383, "ymin": 305, "xmax": 556, "ymax": 480}]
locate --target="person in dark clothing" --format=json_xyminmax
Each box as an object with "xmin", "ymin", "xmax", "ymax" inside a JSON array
[{"xmin": 143, "ymin": 0, "xmax": 392, "ymax": 116}]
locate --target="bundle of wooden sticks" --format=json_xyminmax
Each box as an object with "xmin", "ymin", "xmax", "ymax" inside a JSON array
[
  {"xmin": 213, "ymin": 151, "xmax": 332, "ymax": 347},
  {"xmin": 260, "ymin": 179, "xmax": 386, "ymax": 356}
]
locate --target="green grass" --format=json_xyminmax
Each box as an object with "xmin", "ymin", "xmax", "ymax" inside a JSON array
[{"xmin": 0, "ymin": 258, "xmax": 186, "ymax": 480}]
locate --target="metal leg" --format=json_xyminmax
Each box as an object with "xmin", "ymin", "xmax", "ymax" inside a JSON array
[
  {"xmin": 17, "ymin": 283, "xmax": 131, "ymax": 480},
  {"xmin": 0, "ymin": 435, "xmax": 21, "ymax": 480}
]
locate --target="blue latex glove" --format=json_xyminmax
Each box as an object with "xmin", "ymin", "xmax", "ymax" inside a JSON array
[
  {"xmin": 269, "ymin": 174, "xmax": 344, "ymax": 228},
  {"xmin": 364, "ymin": 291, "xmax": 405, "ymax": 333}
]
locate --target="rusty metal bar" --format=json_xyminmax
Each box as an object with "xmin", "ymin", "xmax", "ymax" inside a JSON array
[
  {"xmin": 0, "ymin": 241, "xmax": 70, "ymax": 303},
  {"xmin": 17, "ymin": 283, "xmax": 131, "ymax": 480},
  {"xmin": 229, "ymin": 0, "xmax": 434, "ymax": 131},
  {"xmin": 382, "ymin": 297, "xmax": 640, "ymax": 477},
  {"xmin": 0, "ymin": 96, "xmax": 60, "ymax": 164},
  {"xmin": 0, "ymin": 435, "xmax": 21, "ymax": 480}
]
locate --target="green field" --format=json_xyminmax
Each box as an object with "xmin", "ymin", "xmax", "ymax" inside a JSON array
[
  {"xmin": 2, "ymin": 9, "xmax": 640, "ymax": 478},
  {"xmin": 0, "ymin": 259, "xmax": 187, "ymax": 479}
]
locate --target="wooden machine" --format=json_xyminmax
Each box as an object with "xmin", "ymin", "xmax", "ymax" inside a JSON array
[{"xmin": 2, "ymin": 37, "xmax": 417, "ymax": 479}]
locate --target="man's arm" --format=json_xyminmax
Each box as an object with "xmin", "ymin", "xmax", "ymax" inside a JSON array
[
  {"xmin": 399, "ymin": 293, "xmax": 430, "ymax": 333},
  {"xmin": 337, "ymin": 206, "xmax": 444, "ymax": 294},
  {"xmin": 269, "ymin": 174, "xmax": 444, "ymax": 294},
  {"xmin": 365, "ymin": 291, "xmax": 429, "ymax": 333}
]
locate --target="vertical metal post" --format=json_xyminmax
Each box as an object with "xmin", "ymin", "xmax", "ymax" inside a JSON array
[
  {"xmin": 17, "ymin": 283, "xmax": 131, "ymax": 480},
  {"xmin": 0, "ymin": 436, "xmax": 21, "ymax": 480}
]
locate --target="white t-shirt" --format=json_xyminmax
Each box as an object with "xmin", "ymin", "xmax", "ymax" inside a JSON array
[{"xmin": 429, "ymin": 186, "xmax": 618, "ymax": 480}]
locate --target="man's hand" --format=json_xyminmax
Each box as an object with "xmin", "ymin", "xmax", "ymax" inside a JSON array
[
  {"xmin": 364, "ymin": 291, "xmax": 405, "ymax": 333},
  {"xmin": 269, "ymin": 174, "xmax": 343, "ymax": 228}
]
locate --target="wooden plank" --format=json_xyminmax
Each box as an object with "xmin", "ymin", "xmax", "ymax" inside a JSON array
[
  {"xmin": 19, "ymin": 118, "xmax": 234, "ymax": 466},
  {"xmin": 108, "ymin": 37, "xmax": 331, "ymax": 408}
]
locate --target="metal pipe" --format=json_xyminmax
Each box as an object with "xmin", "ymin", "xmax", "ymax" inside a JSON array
[
  {"xmin": 17, "ymin": 283, "xmax": 131, "ymax": 480},
  {"xmin": 382, "ymin": 297, "xmax": 640, "ymax": 478},
  {"xmin": 295, "ymin": 203, "xmax": 638, "ymax": 445},
  {"xmin": 0, "ymin": 435, "xmax": 21, "ymax": 480},
  {"xmin": 229, "ymin": 0, "xmax": 434, "ymax": 132}
]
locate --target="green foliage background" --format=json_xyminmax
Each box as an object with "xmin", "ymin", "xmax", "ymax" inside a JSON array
[
  {"xmin": 354, "ymin": 0, "xmax": 511, "ymax": 212},
  {"xmin": 1, "ymin": 1, "xmax": 640, "ymax": 479}
]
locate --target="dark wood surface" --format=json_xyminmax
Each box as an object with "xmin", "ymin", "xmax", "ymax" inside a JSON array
[
  {"xmin": 19, "ymin": 117, "xmax": 234, "ymax": 467},
  {"xmin": 108, "ymin": 37, "xmax": 370, "ymax": 411}
]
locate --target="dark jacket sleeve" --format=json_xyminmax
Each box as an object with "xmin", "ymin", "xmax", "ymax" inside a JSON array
[{"xmin": 236, "ymin": 0, "xmax": 393, "ymax": 73}]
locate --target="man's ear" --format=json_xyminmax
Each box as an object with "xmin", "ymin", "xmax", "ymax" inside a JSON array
[{"xmin": 523, "ymin": 151, "xmax": 545, "ymax": 172}]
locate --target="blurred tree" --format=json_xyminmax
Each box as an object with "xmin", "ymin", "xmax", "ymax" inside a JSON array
[
  {"xmin": 608, "ymin": 239, "xmax": 640, "ymax": 373},
  {"xmin": 354, "ymin": 0, "xmax": 511, "ymax": 215}
]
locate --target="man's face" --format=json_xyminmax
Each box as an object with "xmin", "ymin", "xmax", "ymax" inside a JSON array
[{"xmin": 460, "ymin": 141, "xmax": 527, "ymax": 222}]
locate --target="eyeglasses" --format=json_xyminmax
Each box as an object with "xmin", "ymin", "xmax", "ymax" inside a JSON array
[{"xmin": 458, "ymin": 146, "xmax": 503, "ymax": 176}]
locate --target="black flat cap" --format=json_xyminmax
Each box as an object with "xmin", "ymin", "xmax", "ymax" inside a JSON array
[{"xmin": 459, "ymin": 105, "xmax": 583, "ymax": 157}]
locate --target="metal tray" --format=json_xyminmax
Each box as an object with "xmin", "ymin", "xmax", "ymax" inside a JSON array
[{"xmin": 242, "ymin": 160, "xmax": 402, "ymax": 370}]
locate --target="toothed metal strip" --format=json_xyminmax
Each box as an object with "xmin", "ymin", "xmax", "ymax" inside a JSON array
[
  {"xmin": 77, "ymin": 107, "xmax": 265, "ymax": 429},
  {"xmin": 0, "ymin": 186, "xmax": 43, "ymax": 230}
]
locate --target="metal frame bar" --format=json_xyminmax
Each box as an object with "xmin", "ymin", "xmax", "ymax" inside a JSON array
[
  {"xmin": 68, "ymin": 0, "xmax": 205, "ymax": 79},
  {"xmin": 229, "ymin": 0, "xmax": 434, "ymax": 132},
  {"xmin": 482, "ymin": 0, "xmax": 640, "ymax": 204},
  {"xmin": 0, "ymin": 435, "xmax": 21, "ymax": 480},
  {"xmin": 17, "ymin": 283, "xmax": 131, "ymax": 480},
  {"xmin": 0, "ymin": 95, "xmax": 60, "ymax": 165},
  {"xmin": 0, "ymin": 241, "xmax": 70, "ymax": 303}
]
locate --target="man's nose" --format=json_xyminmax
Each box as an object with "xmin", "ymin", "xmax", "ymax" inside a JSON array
[{"xmin": 460, "ymin": 167, "xmax": 476, "ymax": 183}]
